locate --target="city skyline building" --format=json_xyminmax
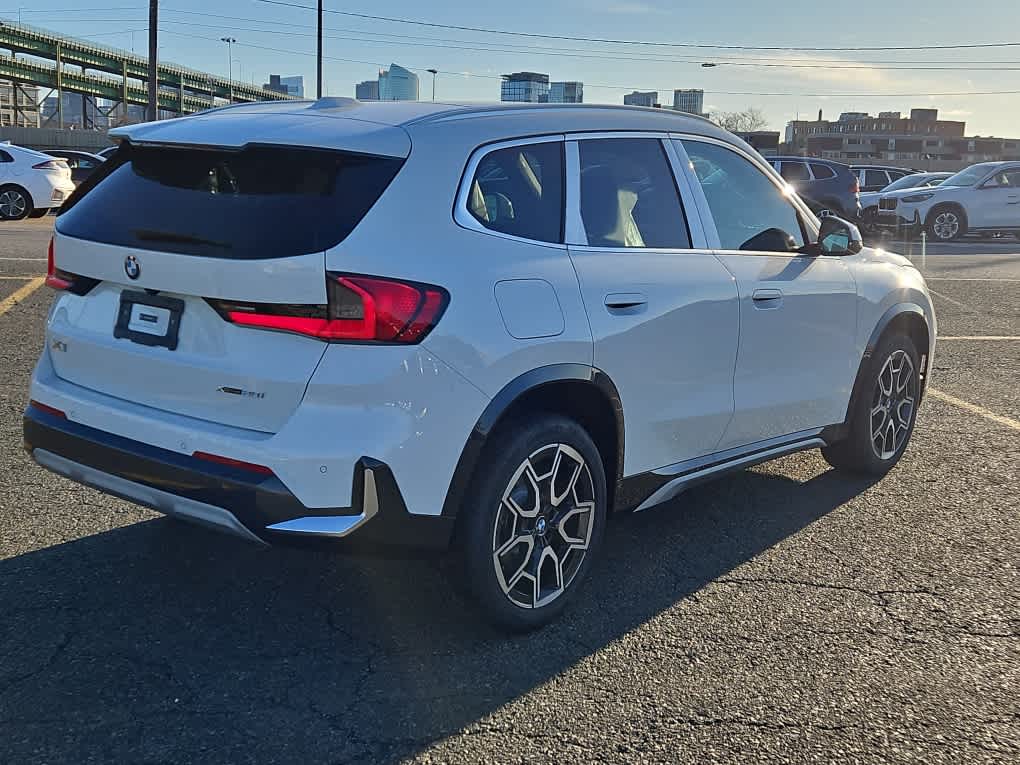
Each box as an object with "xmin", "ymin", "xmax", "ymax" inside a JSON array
[
  {"xmin": 623, "ymin": 90, "xmax": 658, "ymax": 107},
  {"xmin": 501, "ymin": 72, "xmax": 550, "ymax": 102},
  {"xmin": 378, "ymin": 63, "xmax": 419, "ymax": 101}
]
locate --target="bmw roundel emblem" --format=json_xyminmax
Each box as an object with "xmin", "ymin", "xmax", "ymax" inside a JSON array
[{"xmin": 124, "ymin": 255, "xmax": 140, "ymax": 280}]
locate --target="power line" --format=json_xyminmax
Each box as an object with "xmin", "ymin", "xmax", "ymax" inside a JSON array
[
  {"xmin": 254, "ymin": 0, "xmax": 1020, "ymax": 52},
  {"xmin": 161, "ymin": 28, "xmax": 1020, "ymax": 98}
]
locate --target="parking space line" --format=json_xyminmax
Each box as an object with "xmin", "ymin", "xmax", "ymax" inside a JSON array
[
  {"xmin": 0, "ymin": 277, "xmax": 45, "ymax": 317},
  {"xmin": 0, "ymin": 257, "xmax": 47, "ymax": 261},
  {"xmin": 0, "ymin": 275, "xmax": 35, "ymax": 280},
  {"xmin": 925, "ymin": 277, "xmax": 1020, "ymax": 282},
  {"xmin": 927, "ymin": 388, "xmax": 1020, "ymax": 432},
  {"xmin": 928, "ymin": 288, "xmax": 972, "ymax": 311},
  {"xmin": 938, "ymin": 336, "xmax": 1020, "ymax": 341}
]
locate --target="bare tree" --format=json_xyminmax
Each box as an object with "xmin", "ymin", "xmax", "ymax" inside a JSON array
[{"xmin": 712, "ymin": 108, "xmax": 769, "ymax": 133}]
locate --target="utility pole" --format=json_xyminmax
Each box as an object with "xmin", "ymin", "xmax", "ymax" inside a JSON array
[
  {"xmin": 221, "ymin": 37, "xmax": 236, "ymax": 103},
  {"xmin": 147, "ymin": 0, "xmax": 158, "ymax": 121},
  {"xmin": 316, "ymin": 0, "xmax": 323, "ymax": 98}
]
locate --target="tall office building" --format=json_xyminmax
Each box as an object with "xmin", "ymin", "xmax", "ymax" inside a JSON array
[
  {"xmin": 672, "ymin": 89, "xmax": 704, "ymax": 115},
  {"xmin": 624, "ymin": 91, "xmax": 658, "ymax": 107},
  {"xmin": 355, "ymin": 80, "xmax": 379, "ymax": 100},
  {"xmin": 263, "ymin": 74, "xmax": 304, "ymax": 97},
  {"xmin": 548, "ymin": 81, "xmax": 583, "ymax": 103},
  {"xmin": 281, "ymin": 75, "xmax": 304, "ymax": 98},
  {"xmin": 500, "ymin": 72, "xmax": 550, "ymax": 102},
  {"xmin": 378, "ymin": 64, "xmax": 419, "ymax": 101}
]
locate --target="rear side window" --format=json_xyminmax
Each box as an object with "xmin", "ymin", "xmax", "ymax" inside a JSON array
[
  {"xmin": 56, "ymin": 145, "xmax": 404, "ymax": 259},
  {"xmin": 578, "ymin": 138, "xmax": 690, "ymax": 249},
  {"xmin": 779, "ymin": 162, "xmax": 811, "ymax": 182},
  {"xmin": 0, "ymin": 150, "xmax": 12, "ymax": 163},
  {"xmin": 809, "ymin": 163, "xmax": 836, "ymax": 180},
  {"xmin": 467, "ymin": 142, "xmax": 563, "ymax": 244}
]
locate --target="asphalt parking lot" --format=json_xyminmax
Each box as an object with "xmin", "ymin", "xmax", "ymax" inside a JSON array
[{"xmin": 1, "ymin": 217, "xmax": 1017, "ymax": 764}]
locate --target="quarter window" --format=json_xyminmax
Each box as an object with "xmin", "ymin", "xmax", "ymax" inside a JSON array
[
  {"xmin": 779, "ymin": 161, "xmax": 811, "ymax": 182},
  {"xmin": 467, "ymin": 142, "xmax": 564, "ymax": 244},
  {"xmin": 577, "ymin": 138, "xmax": 690, "ymax": 249},
  {"xmin": 682, "ymin": 140, "xmax": 806, "ymax": 253},
  {"xmin": 809, "ymin": 163, "xmax": 836, "ymax": 180},
  {"xmin": 0, "ymin": 150, "xmax": 12, "ymax": 163}
]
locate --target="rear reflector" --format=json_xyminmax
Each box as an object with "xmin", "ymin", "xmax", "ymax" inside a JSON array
[
  {"xmin": 29, "ymin": 399, "xmax": 67, "ymax": 419},
  {"xmin": 192, "ymin": 451, "xmax": 275, "ymax": 476},
  {"xmin": 214, "ymin": 273, "xmax": 448, "ymax": 344}
]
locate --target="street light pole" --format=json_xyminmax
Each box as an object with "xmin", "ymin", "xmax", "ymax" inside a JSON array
[
  {"xmin": 426, "ymin": 68, "xmax": 438, "ymax": 101},
  {"xmin": 221, "ymin": 37, "xmax": 236, "ymax": 103}
]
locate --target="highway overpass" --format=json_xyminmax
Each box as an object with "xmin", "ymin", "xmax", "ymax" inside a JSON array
[{"xmin": 0, "ymin": 20, "xmax": 296, "ymax": 127}]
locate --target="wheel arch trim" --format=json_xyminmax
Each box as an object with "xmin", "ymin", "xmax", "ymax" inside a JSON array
[{"xmin": 440, "ymin": 363, "xmax": 624, "ymax": 518}]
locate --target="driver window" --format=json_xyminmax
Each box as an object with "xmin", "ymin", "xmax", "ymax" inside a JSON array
[{"xmin": 680, "ymin": 140, "xmax": 806, "ymax": 253}]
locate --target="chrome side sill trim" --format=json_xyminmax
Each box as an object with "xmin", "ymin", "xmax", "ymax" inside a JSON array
[
  {"xmin": 32, "ymin": 448, "xmax": 267, "ymax": 546},
  {"xmin": 265, "ymin": 468, "xmax": 379, "ymax": 538},
  {"xmin": 635, "ymin": 437, "xmax": 827, "ymax": 512}
]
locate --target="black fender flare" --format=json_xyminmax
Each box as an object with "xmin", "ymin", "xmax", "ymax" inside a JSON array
[{"xmin": 440, "ymin": 364, "xmax": 624, "ymax": 518}]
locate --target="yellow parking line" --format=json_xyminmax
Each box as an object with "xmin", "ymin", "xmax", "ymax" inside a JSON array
[
  {"xmin": 0, "ymin": 276, "xmax": 45, "ymax": 317},
  {"xmin": 927, "ymin": 388, "xmax": 1020, "ymax": 432},
  {"xmin": 938, "ymin": 336, "xmax": 1020, "ymax": 341}
]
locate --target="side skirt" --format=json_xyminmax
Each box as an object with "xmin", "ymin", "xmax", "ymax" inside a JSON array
[{"xmin": 615, "ymin": 430, "xmax": 829, "ymax": 514}]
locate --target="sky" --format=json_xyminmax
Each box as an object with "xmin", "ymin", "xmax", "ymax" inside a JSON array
[{"xmin": 4, "ymin": 0, "xmax": 1020, "ymax": 136}]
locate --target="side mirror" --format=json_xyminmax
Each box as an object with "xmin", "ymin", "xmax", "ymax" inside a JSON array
[{"xmin": 817, "ymin": 216, "xmax": 863, "ymax": 255}]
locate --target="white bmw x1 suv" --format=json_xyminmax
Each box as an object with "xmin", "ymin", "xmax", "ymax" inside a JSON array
[{"xmin": 25, "ymin": 100, "xmax": 936, "ymax": 630}]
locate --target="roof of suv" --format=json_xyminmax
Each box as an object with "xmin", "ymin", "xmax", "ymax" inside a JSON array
[
  {"xmin": 110, "ymin": 98, "xmax": 738, "ymax": 156},
  {"xmin": 771, "ymin": 156, "xmax": 852, "ymax": 169}
]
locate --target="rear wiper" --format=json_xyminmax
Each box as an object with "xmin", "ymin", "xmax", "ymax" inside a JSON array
[{"xmin": 133, "ymin": 229, "xmax": 232, "ymax": 250}]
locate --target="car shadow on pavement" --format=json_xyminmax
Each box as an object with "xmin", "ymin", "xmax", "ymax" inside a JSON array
[{"xmin": 0, "ymin": 465, "xmax": 877, "ymax": 763}]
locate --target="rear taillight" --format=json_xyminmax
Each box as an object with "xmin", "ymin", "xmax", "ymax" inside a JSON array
[
  {"xmin": 850, "ymin": 177, "xmax": 860, "ymax": 194},
  {"xmin": 215, "ymin": 274, "xmax": 448, "ymax": 344},
  {"xmin": 33, "ymin": 160, "xmax": 65, "ymax": 172},
  {"xmin": 45, "ymin": 238, "xmax": 99, "ymax": 294},
  {"xmin": 45, "ymin": 238, "xmax": 73, "ymax": 291}
]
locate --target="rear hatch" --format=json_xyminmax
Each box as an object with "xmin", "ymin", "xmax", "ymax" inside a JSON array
[{"xmin": 49, "ymin": 137, "xmax": 406, "ymax": 433}]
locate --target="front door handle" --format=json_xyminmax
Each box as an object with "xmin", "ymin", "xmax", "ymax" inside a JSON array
[
  {"xmin": 604, "ymin": 293, "xmax": 648, "ymax": 311},
  {"xmin": 752, "ymin": 288, "xmax": 783, "ymax": 309}
]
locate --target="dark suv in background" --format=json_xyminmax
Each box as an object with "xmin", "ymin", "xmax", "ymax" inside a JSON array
[{"xmin": 770, "ymin": 156, "xmax": 862, "ymax": 220}]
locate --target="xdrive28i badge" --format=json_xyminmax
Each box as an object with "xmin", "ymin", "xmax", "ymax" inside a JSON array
[{"xmin": 124, "ymin": 255, "xmax": 140, "ymax": 280}]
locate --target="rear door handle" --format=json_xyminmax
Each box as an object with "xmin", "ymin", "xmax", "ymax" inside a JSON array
[
  {"xmin": 752, "ymin": 288, "xmax": 783, "ymax": 309},
  {"xmin": 604, "ymin": 293, "xmax": 648, "ymax": 311}
]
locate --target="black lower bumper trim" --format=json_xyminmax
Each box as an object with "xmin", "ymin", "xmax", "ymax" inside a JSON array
[{"xmin": 23, "ymin": 406, "xmax": 454, "ymax": 552}]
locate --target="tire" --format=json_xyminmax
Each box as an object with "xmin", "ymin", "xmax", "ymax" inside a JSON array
[
  {"xmin": 457, "ymin": 415, "xmax": 607, "ymax": 632},
  {"xmin": 822, "ymin": 333, "xmax": 921, "ymax": 475},
  {"xmin": 0, "ymin": 185, "xmax": 33, "ymax": 221},
  {"xmin": 926, "ymin": 205, "xmax": 967, "ymax": 242},
  {"xmin": 860, "ymin": 207, "xmax": 879, "ymax": 235},
  {"xmin": 27, "ymin": 208, "xmax": 50, "ymax": 219}
]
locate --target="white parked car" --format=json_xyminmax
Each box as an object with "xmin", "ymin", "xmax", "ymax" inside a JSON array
[
  {"xmin": 0, "ymin": 143, "xmax": 76, "ymax": 220},
  {"xmin": 878, "ymin": 161, "xmax": 1020, "ymax": 241},
  {"xmin": 25, "ymin": 100, "xmax": 936, "ymax": 630},
  {"xmin": 858, "ymin": 172, "xmax": 951, "ymax": 232}
]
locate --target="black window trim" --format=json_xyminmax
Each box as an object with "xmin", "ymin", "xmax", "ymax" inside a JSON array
[
  {"xmin": 671, "ymin": 134, "xmax": 822, "ymax": 258},
  {"xmin": 454, "ymin": 134, "xmax": 567, "ymax": 249}
]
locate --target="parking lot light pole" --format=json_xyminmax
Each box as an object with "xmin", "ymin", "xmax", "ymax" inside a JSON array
[
  {"xmin": 221, "ymin": 37, "xmax": 236, "ymax": 103},
  {"xmin": 427, "ymin": 68, "xmax": 438, "ymax": 101}
]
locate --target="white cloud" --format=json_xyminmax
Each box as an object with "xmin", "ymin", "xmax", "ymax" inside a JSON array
[{"xmin": 603, "ymin": 2, "xmax": 666, "ymax": 14}]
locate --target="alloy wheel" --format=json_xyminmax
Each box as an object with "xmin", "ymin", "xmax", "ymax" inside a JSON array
[
  {"xmin": 870, "ymin": 350, "xmax": 916, "ymax": 460},
  {"xmin": 932, "ymin": 211, "xmax": 960, "ymax": 240},
  {"xmin": 0, "ymin": 189, "xmax": 27, "ymax": 219},
  {"xmin": 492, "ymin": 443, "xmax": 596, "ymax": 609}
]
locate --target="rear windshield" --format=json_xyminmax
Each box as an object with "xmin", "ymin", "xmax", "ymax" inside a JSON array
[{"xmin": 56, "ymin": 144, "xmax": 404, "ymax": 258}]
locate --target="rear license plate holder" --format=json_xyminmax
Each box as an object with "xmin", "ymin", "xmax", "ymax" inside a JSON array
[{"xmin": 114, "ymin": 291, "xmax": 184, "ymax": 350}]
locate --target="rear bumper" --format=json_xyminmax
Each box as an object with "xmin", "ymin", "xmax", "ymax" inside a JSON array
[{"xmin": 23, "ymin": 405, "xmax": 454, "ymax": 551}]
